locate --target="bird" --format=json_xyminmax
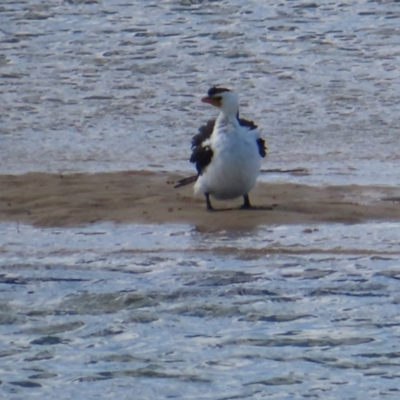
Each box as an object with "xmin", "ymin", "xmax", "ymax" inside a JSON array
[{"xmin": 175, "ymin": 86, "xmax": 267, "ymax": 211}]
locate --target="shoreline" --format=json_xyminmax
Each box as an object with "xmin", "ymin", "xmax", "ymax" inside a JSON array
[{"xmin": 1, "ymin": 170, "xmax": 399, "ymax": 230}]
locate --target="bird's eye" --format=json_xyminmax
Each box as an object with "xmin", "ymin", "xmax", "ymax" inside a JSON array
[{"xmin": 214, "ymin": 96, "xmax": 222, "ymax": 101}]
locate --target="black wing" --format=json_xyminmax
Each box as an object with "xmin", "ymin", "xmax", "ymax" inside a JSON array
[
  {"xmin": 256, "ymin": 138, "xmax": 267, "ymax": 158},
  {"xmin": 237, "ymin": 116, "xmax": 258, "ymax": 131},
  {"xmin": 237, "ymin": 115, "xmax": 266, "ymax": 158},
  {"xmin": 191, "ymin": 119, "xmax": 215, "ymax": 147},
  {"xmin": 190, "ymin": 144, "xmax": 213, "ymax": 175},
  {"xmin": 189, "ymin": 119, "xmax": 215, "ymax": 175}
]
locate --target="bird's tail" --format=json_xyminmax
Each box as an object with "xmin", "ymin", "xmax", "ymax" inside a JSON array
[{"xmin": 174, "ymin": 175, "xmax": 198, "ymax": 188}]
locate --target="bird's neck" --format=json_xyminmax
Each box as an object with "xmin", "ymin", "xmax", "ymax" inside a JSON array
[{"xmin": 215, "ymin": 111, "xmax": 239, "ymax": 132}]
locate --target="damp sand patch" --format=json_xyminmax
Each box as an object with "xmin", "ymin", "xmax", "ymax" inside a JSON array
[{"xmin": 0, "ymin": 171, "xmax": 399, "ymax": 230}]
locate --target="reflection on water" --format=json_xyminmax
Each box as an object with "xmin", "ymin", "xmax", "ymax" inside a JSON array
[
  {"xmin": 1, "ymin": 0, "xmax": 400, "ymax": 184},
  {"xmin": 1, "ymin": 222, "xmax": 400, "ymax": 399}
]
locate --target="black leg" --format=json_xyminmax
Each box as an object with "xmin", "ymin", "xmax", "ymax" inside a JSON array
[
  {"xmin": 240, "ymin": 194, "xmax": 252, "ymax": 209},
  {"xmin": 205, "ymin": 193, "xmax": 214, "ymax": 211}
]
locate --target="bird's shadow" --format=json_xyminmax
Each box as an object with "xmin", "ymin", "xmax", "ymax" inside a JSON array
[{"xmin": 208, "ymin": 205, "xmax": 276, "ymax": 212}]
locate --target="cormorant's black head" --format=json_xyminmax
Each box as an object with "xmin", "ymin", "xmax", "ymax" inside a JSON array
[
  {"xmin": 207, "ymin": 87, "xmax": 231, "ymax": 97},
  {"xmin": 201, "ymin": 87, "xmax": 238, "ymax": 114}
]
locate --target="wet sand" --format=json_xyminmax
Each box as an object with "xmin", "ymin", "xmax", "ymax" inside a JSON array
[{"xmin": 0, "ymin": 170, "xmax": 399, "ymax": 230}]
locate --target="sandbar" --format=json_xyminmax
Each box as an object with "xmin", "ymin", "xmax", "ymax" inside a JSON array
[{"xmin": 0, "ymin": 171, "xmax": 399, "ymax": 230}]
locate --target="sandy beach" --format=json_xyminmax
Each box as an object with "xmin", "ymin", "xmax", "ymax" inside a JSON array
[{"xmin": 0, "ymin": 170, "xmax": 399, "ymax": 231}]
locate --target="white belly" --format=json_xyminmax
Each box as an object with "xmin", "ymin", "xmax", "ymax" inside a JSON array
[{"xmin": 194, "ymin": 131, "xmax": 261, "ymax": 200}]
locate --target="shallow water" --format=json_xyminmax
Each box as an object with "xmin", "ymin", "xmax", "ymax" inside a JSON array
[
  {"xmin": 2, "ymin": 222, "xmax": 400, "ymax": 399},
  {"xmin": 2, "ymin": 0, "xmax": 400, "ymax": 184},
  {"xmin": 2, "ymin": 1, "xmax": 400, "ymax": 399}
]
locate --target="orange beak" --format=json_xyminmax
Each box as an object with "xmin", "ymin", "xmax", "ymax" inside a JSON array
[{"xmin": 201, "ymin": 96, "xmax": 218, "ymax": 106}]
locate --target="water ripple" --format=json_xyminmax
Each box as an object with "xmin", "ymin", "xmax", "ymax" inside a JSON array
[
  {"xmin": 0, "ymin": 0, "xmax": 399, "ymax": 185},
  {"xmin": 1, "ymin": 222, "xmax": 400, "ymax": 398}
]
